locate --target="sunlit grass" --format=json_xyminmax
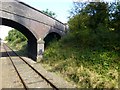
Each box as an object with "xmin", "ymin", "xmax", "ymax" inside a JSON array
[
  {"xmin": 7, "ymin": 41, "xmax": 28, "ymax": 56},
  {"xmin": 41, "ymin": 35, "xmax": 119, "ymax": 88}
]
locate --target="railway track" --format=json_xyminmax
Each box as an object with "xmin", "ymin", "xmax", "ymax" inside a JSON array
[{"xmin": 3, "ymin": 43, "xmax": 59, "ymax": 90}]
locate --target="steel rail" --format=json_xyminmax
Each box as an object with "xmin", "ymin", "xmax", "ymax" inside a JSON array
[
  {"xmin": 4, "ymin": 43, "xmax": 59, "ymax": 90},
  {"xmin": 3, "ymin": 43, "xmax": 28, "ymax": 90}
]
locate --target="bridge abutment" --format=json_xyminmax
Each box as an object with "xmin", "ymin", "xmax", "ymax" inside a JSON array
[
  {"xmin": 37, "ymin": 39, "xmax": 45, "ymax": 62},
  {"xmin": 1, "ymin": 0, "xmax": 66, "ymax": 62},
  {"xmin": 27, "ymin": 40, "xmax": 37, "ymax": 61}
]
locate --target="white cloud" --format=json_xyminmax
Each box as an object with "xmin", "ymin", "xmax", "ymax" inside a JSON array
[{"xmin": 0, "ymin": 26, "xmax": 12, "ymax": 40}]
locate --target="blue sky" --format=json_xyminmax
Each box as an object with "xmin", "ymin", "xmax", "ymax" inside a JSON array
[
  {"xmin": 20, "ymin": 0, "xmax": 74, "ymax": 23},
  {"xmin": 20, "ymin": 0, "xmax": 115, "ymax": 23},
  {"xmin": 0, "ymin": 0, "xmax": 74, "ymax": 40},
  {"xmin": 0, "ymin": 0, "xmax": 116, "ymax": 40}
]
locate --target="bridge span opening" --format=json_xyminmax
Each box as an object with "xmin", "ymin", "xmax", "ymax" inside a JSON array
[
  {"xmin": 44, "ymin": 32, "xmax": 61, "ymax": 48},
  {"xmin": 0, "ymin": 0, "xmax": 66, "ymax": 62},
  {"xmin": 1, "ymin": 18, "xmax": 63, "ymax": 62},
  {"xmin": 1, "ymin": 18, "xmax": 37, "ymax": 61}
]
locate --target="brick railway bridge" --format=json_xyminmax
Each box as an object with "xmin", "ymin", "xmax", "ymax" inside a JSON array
[{"xmin": 0, "ymin": 0, "xmax": 67, "ymax": 62}]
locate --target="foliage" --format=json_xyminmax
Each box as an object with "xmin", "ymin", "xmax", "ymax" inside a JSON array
[
  {"xmin": 5, "ymin": 29, "xmax": 27, "ymax": 55},
  {"xmin": 41, "ymin": 1, "xmax": 120, "ymax": 88},
  {"xmin": 4, "ymin": 3, "xmax": 120, "ymax": 88},
  {"xmin": 5, "ymin": 29, "xmax": 27, "ymax": 43},
  {"xmin": 42, "ymin": 9, "xmax": 56, "ymax": 18},
  {"xmin": 110, "ymin": 2, "xmax": 120, "ymax": 33},
  {"xmin": 68, "ymin": 1, "xmax": 120, "ymax": 50},
  {"xmin": 41, "ymin": 34, "xmax": 119, "ymax": 88}
]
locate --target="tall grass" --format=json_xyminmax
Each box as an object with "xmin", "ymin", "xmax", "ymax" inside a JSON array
[{"xmin": 41, "ymin": 34, "xmax": 119, "ymax": 88}]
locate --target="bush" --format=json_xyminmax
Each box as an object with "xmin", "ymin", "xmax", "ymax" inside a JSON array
[{"xmin": 5, "ymin": 29, "xmax": 28, "ymax": 55}]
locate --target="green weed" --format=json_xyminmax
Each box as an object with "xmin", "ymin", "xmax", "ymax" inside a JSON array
[{"xmin": 41, "ymin": 34, "xmax": 119, "ymax": 88}]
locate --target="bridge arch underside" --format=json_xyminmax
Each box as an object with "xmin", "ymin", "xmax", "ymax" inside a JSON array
[
  {"xmin": 44, "ymin": 32, "xmax": 61, "ymax": 48},
  {"xmin": 1, "ymin": 18, "xmax": 37, "ymax": 61}
]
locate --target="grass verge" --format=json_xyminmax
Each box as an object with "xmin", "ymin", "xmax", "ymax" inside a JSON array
[{"xmin": 40, "ymin": 34, "xmax": 119, "ymax": 88}]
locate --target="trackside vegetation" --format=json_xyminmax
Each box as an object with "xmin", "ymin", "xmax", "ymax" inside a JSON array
[
  {"xmin": 5, "ymin": 2, "xmax": 120, "ymax": 89},
  {"xmin": 41, "ymin": 33, "xmax": 119, "ymax": 88},
  {"xmin": 41, "ymin": 2, "xmax": 120, "ymax": 88},
  {"xmin": 5, "ymin": 29, "xmax": 28, "ymax": 56}
]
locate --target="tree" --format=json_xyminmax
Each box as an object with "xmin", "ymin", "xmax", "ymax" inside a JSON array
[
  {"xmin": 110, "ymin": 2, "xmax": 120, "ymax": 32},
  {"xmin": 42, "ymin": 9, "xmax": 56, "ymax": 18},
  {"xmin": 5, "ymin": 29, "xmax": 27, "ymax": 45},
  {"xmin": 69, "ymin": 2, "xmax": 109, "ymax": 35},
  {"xmin": 68, "ymin": 1, "xmax": 120, "ymax": 48}
]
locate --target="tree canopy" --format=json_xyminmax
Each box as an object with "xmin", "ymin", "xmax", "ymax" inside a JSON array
[{"xmin": 68, "ymin": 1, "xmax": 120, "ymax": 49}]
